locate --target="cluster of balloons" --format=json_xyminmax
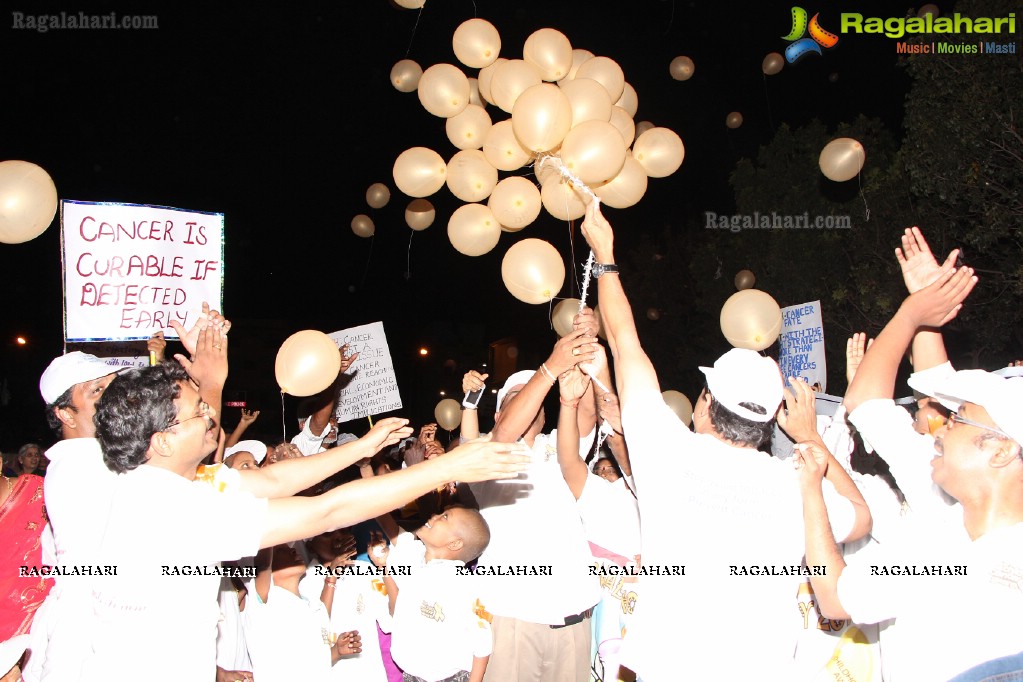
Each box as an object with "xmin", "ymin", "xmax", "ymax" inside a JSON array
[
  {"xmin": 0, "ymin": 160, "xmax": 58, "ymax": 245},
  {"xmin": 819, "ymin": 137, "xmax": 866, "ymax": 182},
  {"xmin": 275, "ymin": 330, "xmax": 342, "ymax": 396},
  {"xmin": 719, "ymin": 288, "xmax": 782, "ymax": 351},
  {"xmin": 389, "ymin": 18, "xmax": 686, "ymax": 304}
]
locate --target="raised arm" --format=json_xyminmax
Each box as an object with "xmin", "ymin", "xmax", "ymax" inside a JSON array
[
  {"xmin": 843, "ymin": 264, "xmax": 975, "ymax": 413},
  {"xmin": 895, "ymin": 227, "xmax": 959, "ymax": 372},
  {"xmin": 579, "ymin": 201, "xmax": 662, "ymax": 403},
  {"xmin": 459, "ymin": 370, "xmax": 488, "ymax": 441},
  {"xmin": 556, "ymin": 367, "xmax": 592, "ymax": 500},
  {"xmin": 490, "ymin": 330, "xmax": 597, "ymax": 443},
  {"xmin": 795, "ymin": 440, "xmax": 850, "ymax": 619},
  {"xmin": 237, "ymin": 418, "xmax": 412, "ymax": 498},
  {"xmin": 225, "ymin": 408, "xmax": 260, "ymax": 448},
  {"xmin": 778, "ymin": 378, "xmax": 871, "ymax": 542},
  {"xmin": 259, "ymin": 439, "xmax": 530, "ymax": 548}
]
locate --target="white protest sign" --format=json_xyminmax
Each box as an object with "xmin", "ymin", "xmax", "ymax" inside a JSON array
[
  {"xmin": 328, "ymin": 321, "xmax": 403, "ymax": 421},
  {"xmin": 61, "ymin": 200, "xmax": 224, "ymax": 342},
  {"xmin": 778, "ymin": 300, "xmax": 827, "ymax": 392}
]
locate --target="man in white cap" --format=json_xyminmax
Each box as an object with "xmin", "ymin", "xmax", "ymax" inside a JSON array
[
  {"xmin": 579, "ymin": 201, "xmax": 871, "ymax": 680},
  {"xmin": 799, "ymin": 262, "xmax": 1023, "ymax": 681},
  {"xmin": 464, "ymin": 328, "xmax": 603, "ymax": 682}
]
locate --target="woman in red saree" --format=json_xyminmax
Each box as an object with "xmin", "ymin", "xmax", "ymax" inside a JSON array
[{"xmin": 0, "ymin": 473, "xmax": 53, "ymax": 641}]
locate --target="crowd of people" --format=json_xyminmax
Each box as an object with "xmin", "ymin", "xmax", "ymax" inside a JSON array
[{"xmin": 1, "ymin": 205, "xmax": 1021, "ymax": 682}]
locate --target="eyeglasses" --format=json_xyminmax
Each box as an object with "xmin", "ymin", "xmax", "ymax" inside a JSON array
[
  {"xmin": 947, "ymin": 412, "xmax": 1012, "ymax": 440},
  {"xmin": 166, "ymin": 401, "xmax": 212, "ymax": 430}
]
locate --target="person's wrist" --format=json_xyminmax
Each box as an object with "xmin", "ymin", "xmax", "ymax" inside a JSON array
[
  {"xmin": 559, "ymin": 396, "xmax": 580, "ymax": 408},
  {"xmin": 593, "ymin": 251, "xmax": 615, "ymax": 264}
]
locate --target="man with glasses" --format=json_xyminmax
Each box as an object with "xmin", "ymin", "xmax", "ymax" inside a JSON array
[
  {"xmin": 798, "ymin": 257, "xmax": 1023, "ymax": 680},
  {"xmin": 77, "ymin": 360, "xmax": 528, "ymax": 681}
]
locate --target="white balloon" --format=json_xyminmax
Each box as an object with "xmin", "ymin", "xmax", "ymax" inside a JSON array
[
  {"xmin": 511, "ymin": 83, "xmax": 573, "ymax": 153},
  {"xmin": 540, "ymin": 175, "xmax": 586, "ymax": 221},
  {"xmin": 575, "ymin": 56, "xmax": 625, "ymax": 102},
  {"xmin": 390, "ymin": 59, "xmax": 423, "ymax": 93},
  {"xmin": 446, "ymin": 104, "xmax": 492, "ymax": 150},
  {"xmin": 488, "ymin": 176, "xmax": 542, "ymax": 231},
  {"xmin": 394, "ymin": 0, "xmax": 425, "ymax": 7},
  {"xmin": 608, "ymin": 106, "xmax": 636, "ymax": 147},
  {"xmin": 615, "ymin": 82, "xmax": 638, "ymax": 117},
  {"xmin": 565, "ymin": 49, "xmax": 595, "ymax": 81},
  {"xmin": 593, "ymin": 155, "xmax": 647, "ymax": 209},
  {"xmin": 0, "ymin": 161, "xmax": 57, "ymax": 244},
  {"xmin": 632, "ymin": 127, "xmax": 685, "ymax": 178},
  {"xmin": 405, "ymin": 199, "xmax": 436, "ymax": 231},
  {"xmin": 559, "ymin": 120, "xmax": 628, "ymax": 185},
  {"xmin": 477, "ymin": 57, "xmax": 507, "ymax": 105},
  {"xmin": 490, "ymin": 59, "xmax": 542, "ymax": 114},
  {"xmin": 467, "ymin": 77, "xmax": 484, "ymax": 107},
  {"xmin": 522, "ymin": 27, "xmax": 573, "ymax": 81},
  {"xmin": 559, "ymin": 77, "xmax": 613, "ymax": 126},
  {"xmin": 393, "ymin": 147, "xmax": 447, "ymax": 197},
  {"xmin": 501, "ymin": 238, "xmax": 566, "ymax": 304},
  {"xmin": 452, "ymin": 18, "xmax": 501, "ymax": 69},
  {"xmin": 447, "ymin": 203, "xmax": 501, "ymax": 256},
  {"xmin": 446, "ymin": 149, "xmax": 498, "ymax": 203},
  {"xmin": 418, "ymin": 63, "xmax": 471, "ymax": 118},
  {"xmin": 482, "ymin": 120, "xmax": 532, "ymax": 171}
]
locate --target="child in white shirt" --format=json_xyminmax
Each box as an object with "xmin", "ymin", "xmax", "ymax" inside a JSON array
[{"xmin": 379, "ymin": 507, "xmax": 493, "ymax": 682}]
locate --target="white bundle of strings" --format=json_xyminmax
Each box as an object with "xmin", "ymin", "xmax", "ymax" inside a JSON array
[{"xmin": 534, "ymin": 154, "xmax": 614, "ymax": 459}]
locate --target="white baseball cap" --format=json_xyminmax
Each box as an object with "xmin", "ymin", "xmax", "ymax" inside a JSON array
[
  {"xmin": 224, "ymin": 440, "xmax": 268, "ymax": 464},
  {"xmin": 916, "ymin": 370, "xmax": 1023, "ymax": 446},
  {"xmin": 699, "ymin": 349, "xmax": 783, "ymax": 423},
  {"xmin": 39, "ymin": 352, "xmax": 119, "ymax": 405},
  {"xmin": 496, "ymin": 370, "xmax": 537, "ymax": 412}
]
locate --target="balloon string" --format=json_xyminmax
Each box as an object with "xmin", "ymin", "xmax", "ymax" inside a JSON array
[
  {"xmin": 406, "ymin": 230, "xmax": 415, "ymax": 279},
  {"xmin": 533, "ymin": 154, "xmax": 601, "ymax": 313},
  {"xmin": 857, "ymin": 172, "xmax": 871, "ymax": 222},
  {"xmin": 568, "ymin": 218, "xmax": 579, "ymax": 298},
  {"xmin": 578, "ymin": 251, "xmax": 595, "ymax": 314},
  {"xmin": 280, "ymin": 391, "xmax": 286, "ymax": 443},
  {"xmin": 404, "ymin": 5, "xmax": 424, "ymax": 59}
]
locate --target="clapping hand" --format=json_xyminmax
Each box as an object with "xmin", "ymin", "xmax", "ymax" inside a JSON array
[{"xmin": 895, "ymin": 227, "xmax": 960, "ymax": 294}]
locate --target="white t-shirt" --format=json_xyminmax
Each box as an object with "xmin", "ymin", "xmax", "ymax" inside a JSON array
[
  {"xmin": 42, "ymin": 438, "xmax": 118, "ymax": 574},
  {"xmin": 468, "ymin": 430, "xmax": 601, "ymax": 625},
  {"xmin": 577, "ymin": 473, "xmax": 640, "ymax": 561},
  {"xmin": 33, "ymin": 438, "xmax": 119, "ymax": 682},
  {"xmin": 245, "ymin": 584, "xmax": 333, "ymax": 681},
  {"xmin": 618, "ymin": 387, "xmax": 857, "ymax": 681},
  {"xmin": 216, "ymin": 575, "xmax": 252, "ymax": 673},
  {"xmin": 383, "ymin": 533, "xmax": 492, "ymax": 682},
  {"xmin": 838, "ymin": 521, "xmax": 1023, "ymax": 680},
  {"xmin": 299, "ymin": 560, "xmax": 389, "ymax": 681},
  {"xmin": 80, "ymin": 465, "xmax": 268, "ymax": 682}
]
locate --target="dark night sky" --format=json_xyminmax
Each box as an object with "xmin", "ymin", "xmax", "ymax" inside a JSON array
[{"xmin": 0, "ymin": 0, "xmax": 916, "ymax": 448}]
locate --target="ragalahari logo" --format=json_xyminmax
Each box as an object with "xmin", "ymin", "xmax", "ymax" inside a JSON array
[{"xmin": 782, "ymin": 7, "xmax": 839, "ymax": 63}]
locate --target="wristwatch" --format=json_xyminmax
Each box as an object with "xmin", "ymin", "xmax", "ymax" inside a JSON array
[{"xmin": 591, "ymin": 263, "xmax": 619, "ymax": 279}]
